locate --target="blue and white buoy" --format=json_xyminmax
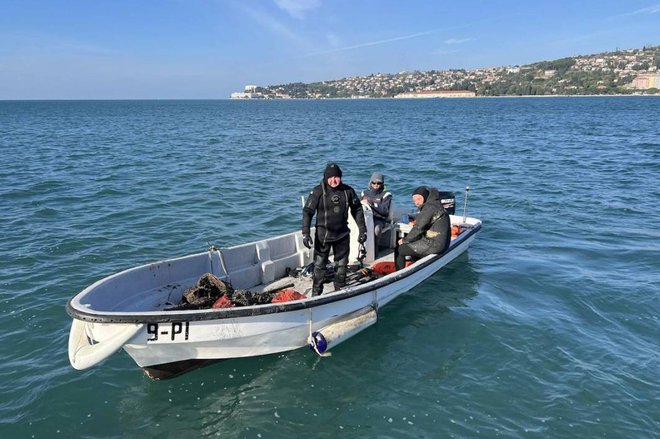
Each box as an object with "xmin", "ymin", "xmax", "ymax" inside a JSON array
[{"xmin": 308, "ymin": 306, "xmax": 378, "ymax": 356}]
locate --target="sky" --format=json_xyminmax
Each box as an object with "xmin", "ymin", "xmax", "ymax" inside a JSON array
[{"xmin": 0, "ymin": 0, "xmax": 658, "ymax": 99}]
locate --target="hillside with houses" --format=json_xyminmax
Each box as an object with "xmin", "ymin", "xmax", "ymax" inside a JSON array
[{"xmin": 231, "ymin": 46, "xmax": 660, "ymax": 99}]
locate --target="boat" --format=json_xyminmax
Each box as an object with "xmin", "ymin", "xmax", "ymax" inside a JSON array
[{"xmin": 67, "ymin": 189, "xmax": 482, "ymax": 379}]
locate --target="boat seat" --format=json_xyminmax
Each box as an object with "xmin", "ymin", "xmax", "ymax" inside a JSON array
[
  {"xmin": 379, "ymin": 206, "xmax": 396, "ymax": 244},
  {"xmin": 257, "ymin": 233, "xmax": 312, "ymax": 285},
  {"xmin": 220, "ymin": 244, "xmax": 262, "ymax": 290},
  {"xmin": 381, "ymin": 205, "xmax": 409, "ymax": 249}
]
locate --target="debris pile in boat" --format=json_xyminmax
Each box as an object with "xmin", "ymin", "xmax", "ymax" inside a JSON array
[
  {"xmin": 184, "ymin": 273, "xmax": 233, "ymax": 308},
  {"xmin": 165, "ymin": 261, "xmax": 396, "ymax": 311},
  {"xmin": 345, "ymin": 265, "xmax": 387, "ymax": 284},
  {"xmin": 295, "ymin": 262, "xmax": 383, "ymax": 285},
  {"xmin": 165, "ymin": 273, "xmax": 304, "ymax": 311}
]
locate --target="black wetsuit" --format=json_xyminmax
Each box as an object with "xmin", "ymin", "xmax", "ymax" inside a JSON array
[
  {"xmin": 395, "ymin": 188, "xmax": 451, "ymax": 270},
  {"xmin": 360, "ymin": 186, "xmax": 392, "ymax": 224},
  {"xmin": 361, "ymin": 185, "xmax": 392, "ymax": 246},
  {"xmin": 303, "ymin": 180, "xmax": 366, "ymax": 295}
]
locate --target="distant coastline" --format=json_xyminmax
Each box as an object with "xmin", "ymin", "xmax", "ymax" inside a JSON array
[
  {"xmin": 2, "ymin": 93, "xmax": 658, "ymax": 102},
  {"xmin": 227, "ymin": 93, "xmax": 660, "ymax": 101},
  {"xmin": 231, "ymin": 45, "xmax": 660, "ymax": 99}
]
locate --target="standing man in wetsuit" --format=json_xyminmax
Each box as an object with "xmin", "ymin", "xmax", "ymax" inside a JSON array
[
  {"xmin": 394, "ymin": 186, "xmax": 451, "ymax": 270},
  {"xmin": 302, "ymin": 163, "xmax": 367, "ymax": 296}
]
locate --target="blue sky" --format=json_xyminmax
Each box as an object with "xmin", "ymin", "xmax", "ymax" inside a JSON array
[{"xmin": 1, "ymin": 0, "xmax": 658, "ymax": 99}]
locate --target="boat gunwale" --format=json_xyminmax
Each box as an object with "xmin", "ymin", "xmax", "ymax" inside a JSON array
[{"xmin": 66, "ymin": 222, "xmax": 481, "ymax": 324}]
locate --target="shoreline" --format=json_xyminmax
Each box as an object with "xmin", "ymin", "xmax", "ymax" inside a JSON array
[
  {"xmin": 2, "ymin": 93, "xmax": 659, "ymax": 102},
  {"xmin": 230, "ymin": 92, "xmax": 660, "ymax": 100}
]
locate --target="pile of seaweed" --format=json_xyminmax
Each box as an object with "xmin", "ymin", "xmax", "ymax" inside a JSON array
[
  {"xmin": 165, "ymin": 264, "xmax": 384, "ymax": 311},
  {"xmin": 165, "ymin": 273, "xmax": 275, "ymax": 311}
]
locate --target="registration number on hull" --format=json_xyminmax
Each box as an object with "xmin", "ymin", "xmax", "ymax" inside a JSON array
[{"xmin": 146, "ymin": 322, "xmax": 190, "ymax": 342}]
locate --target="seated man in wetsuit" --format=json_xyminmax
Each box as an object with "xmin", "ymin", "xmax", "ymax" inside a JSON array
[{"xmin": 394, "ymin": 186, "xmax": 451, "ymax": 270}]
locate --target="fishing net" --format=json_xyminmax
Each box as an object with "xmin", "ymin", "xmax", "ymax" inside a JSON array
[
  {"xmin": 182, "ymin": 273, "xmax": 233, "ymax": 307},
  {"xmin": 230, "ymin": 289, "xmax": 275, "ymax": 306},
  {"xmin": 166, "ymin": 273, "xmax": 277, "ymax": 310}
]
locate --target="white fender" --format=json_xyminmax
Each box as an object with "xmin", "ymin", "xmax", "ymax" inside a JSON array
[
  {"xmin": 308, "ymin": 306, "xmax": 377, "ymax": 356},
  {"xmin": 68, "ymin": 319, "xmax": 143, "ymax": 370}
]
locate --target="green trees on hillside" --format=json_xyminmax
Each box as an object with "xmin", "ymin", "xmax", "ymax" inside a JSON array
[
  {"xmin": 531, "ymin": 57, "xmax": 576, "ymax": 73},
  {"xmin": 260, "ymin": 46, "xmax": 658, "ymax": 98}
]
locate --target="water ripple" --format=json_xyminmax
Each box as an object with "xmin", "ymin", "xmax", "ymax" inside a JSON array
[{"xmin": 1, "ymin": 97, "xmax": 659, "ymax": 437}]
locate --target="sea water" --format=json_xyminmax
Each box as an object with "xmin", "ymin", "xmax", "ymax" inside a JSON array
[{"xmin": 0, "ymin": 97, "xmax": 658, "ymax": 438}]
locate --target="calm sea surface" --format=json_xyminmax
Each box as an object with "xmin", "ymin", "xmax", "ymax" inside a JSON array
[{"xmin": 1, "ymin": 97, "xmax": 658, "ymax": 438}]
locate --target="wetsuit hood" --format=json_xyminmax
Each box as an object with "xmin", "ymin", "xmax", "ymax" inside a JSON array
[
  {"xmin": 365, "ymin": 183, "xmax": 384, "ymax": 194},
  {"xmin": 323, "ymin": 163, "xmax": 342, "ymax": 179},
  {"xmin": 413, "ymin": 186, "xmax": 430, "ymax": 201}
]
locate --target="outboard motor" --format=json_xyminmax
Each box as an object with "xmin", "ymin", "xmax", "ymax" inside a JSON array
[{"xmin": 437, "ymin": 191, "xmax": 456, "ymax": 214}]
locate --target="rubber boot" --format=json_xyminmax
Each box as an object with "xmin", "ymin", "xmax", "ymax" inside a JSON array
[
  {"xmin": 394, "ymin": 245, "xmax": 404, "ymax": 271},
  {"xmin": 333, "ymin": 258, "xmax": 348, "ymax": 291},
  {"xmin": 311, "ymin": 266, "xmax": 325, "ymax": 296}
]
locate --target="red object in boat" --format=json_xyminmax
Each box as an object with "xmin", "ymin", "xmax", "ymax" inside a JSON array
[
  {"xmin": 272, "ymin": 289, "xmax": 306, "ymax": 303},
  {"xmin": 371, "ymin": 261, "xmax": 397, "ymax": 275},
  {"xmin": 212, "ymin": 294, "xmax": 234, "ymax": 308}
]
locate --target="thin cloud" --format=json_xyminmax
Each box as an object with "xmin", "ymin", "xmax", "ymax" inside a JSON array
[
  {"xmin": 274, "ymin": 0, "xmax": 321, "ymax": 19},
  {"xmin": 306, "ymin": 15, "xmax": 508, "ymax": 57},
  {"xmin": 244, "ymin": 8, "xmax": 296, "ymax": 40},
  {"xmin": 623, "ymin": 3, "xmax": 660, "ymax": 15},
  {"xmin": 616, "ymin": 3, "xmax": 660, "ymax": 17},
  {"xmin": 444, "ymin": 37, "xmax": 474, "ymax": 45},
  {"xmin": 238, "ymin": 4, "xmax": 303, "ymax": 44},
  {"xmin": 308, "ymin": 30, "xmax": 441, "ymax": 56}
]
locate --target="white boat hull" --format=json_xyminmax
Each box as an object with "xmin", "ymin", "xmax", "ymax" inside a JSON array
[{"xmin": 67, "ymin": 214, "xmax": 481, "ymax": 378}]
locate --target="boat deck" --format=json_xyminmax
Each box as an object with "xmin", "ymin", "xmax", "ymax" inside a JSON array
[{"xmin": 252, "ymin": 247, "xmax": 397, "ymax": 298}]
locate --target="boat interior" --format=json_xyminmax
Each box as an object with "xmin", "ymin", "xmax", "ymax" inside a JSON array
[{"xmin": 72, "ymin": 203, "xmax": 478, "ymax": 314}]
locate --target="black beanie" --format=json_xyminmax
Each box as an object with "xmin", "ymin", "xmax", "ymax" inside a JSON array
[
  {"xmin": 413, "ymin": 186, "xmax": 429, "ymax": 200},
  {"xmin": 324, "ymin": 163, "xmax": 343, "ymax": 179}
]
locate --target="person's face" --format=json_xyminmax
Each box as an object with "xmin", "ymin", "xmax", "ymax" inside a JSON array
[
  {"xmin": 371, "ymin": 181, "xmax": 383, "ymax": 189},
  {"xmin": 327, "ymin": 176, "xmax": 341, "ymax": 188},
  {"xmin": 412, "ymin": 194, "xmax": 425, "ymax": 207}
]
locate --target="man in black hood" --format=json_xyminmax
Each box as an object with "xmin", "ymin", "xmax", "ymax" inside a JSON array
[
  {"xmin": 394, "ymin": 186, "xmax": 451, "ymax": 270},
  {"xmin": 302, "ymin": 163, "xmax": 367, "ymax": 296}
]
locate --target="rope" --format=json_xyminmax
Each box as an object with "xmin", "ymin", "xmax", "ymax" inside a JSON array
[
  {"xmin": 207, "ymin": 243, "xmax": 215, "ymax": 275},
  {"xmin": 208, "ymin": 244, "xmax": 232, "ymax": 287}
]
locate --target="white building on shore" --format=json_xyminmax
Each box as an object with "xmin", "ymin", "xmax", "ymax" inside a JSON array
[
  {"xmin": 230, "ymin": 85, "xmax": 266, "ymax": 99},
  {"xmin": 394, "ymin": 90, "xmax": 476, "ymax": 98},
  {"xmin": 628, "ymin": 74, "xmax": 660, "ymax": 89}
]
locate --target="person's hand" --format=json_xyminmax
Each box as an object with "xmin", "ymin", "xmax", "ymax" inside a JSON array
[
  {"xmin": 397, "ymin": 239, "xmax": 403, "ymax": 246},
  {"xmin": 361, "ymin": 199, "xmax": 369, "ymax": 206},
  {"xmin": 357, "ymin": 232, "xmax": 368, "ymax": 244},
  {"xmin": 303, "ymin": 234, "xmax": 313, "ymax": 249}
]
